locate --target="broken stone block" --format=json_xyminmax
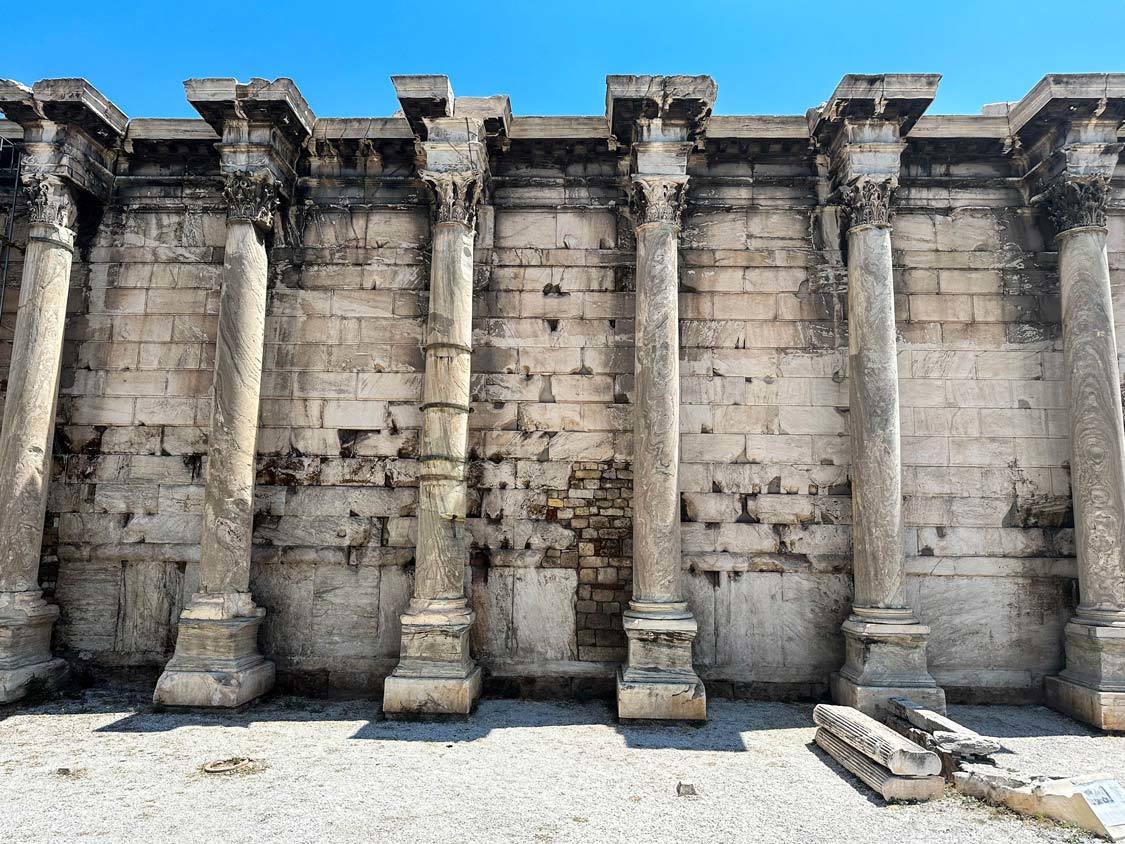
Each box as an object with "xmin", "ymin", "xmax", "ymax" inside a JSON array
[
  {"xmin": 815, "ymin": 728, "xmax": 945, "ymax": 803},
  {"xmin": 813, "ymin": 704, "xmax": 941, "ymax": 776},
  {"xmin": 955, "ymin": 765, "xmax": 1125, "ymax": 842},
  {"xmin": 882, "ymin": 696, "xmax": 1004, "ymax": 758}
]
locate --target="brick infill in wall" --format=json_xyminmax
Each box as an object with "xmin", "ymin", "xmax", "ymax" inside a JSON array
[{"xmin": 544, "ymin": 460, "xmax": 632, "ymax": 663}]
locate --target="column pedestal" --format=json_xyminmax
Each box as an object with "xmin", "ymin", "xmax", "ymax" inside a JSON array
[
  {"xmin": 1046, "ymin": 621, "xmax": 1125, "ymax": 731},
  {"xmin": 0, "ymin": 592, "xmax": 67, "ymax": 703},
  {"xmin": 617, "ymin": 609, "xmax": 706, "ymax": 721},
  {"xmin": 830, "ymin": 613, "xmax": 946, "ymax": 715},
  {"xmin": 153, "ymin": 598, "xmax": 273, "ymax": 709},
  {"xmin": 382, "ymin": 598, "xmax": 481, "ymax": 718}
]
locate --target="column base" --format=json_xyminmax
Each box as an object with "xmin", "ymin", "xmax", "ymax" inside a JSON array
[
  {"xmin": 382, "ymin": 598, "xmax": 481, "ymax": 718},
  {"xmin": 1045, "ymin": 676, "xmax": 1125, "ymax": 732},
  {"xmin": 383, "ymin": 667, "xmax": 483, "ymax": 719},
  {"xmin": 154, "ymin": 605, "xmax": 274, "ymax": 708},
  {"xmin": 1046, "ymin": 620, "xmax": 1125, "ymax": 731},
  {"xmin": 832, "ymin": 615, "xmax": 945, "ymax": 717},
  {"xmin": 0, "ymin": 658, "xmax": 68, "ymax": 705},
  {"xmin": 616, "ymin": 609, "xmax": 707, "ymax": 721},
  {"xmin": 0, "ymin": 592, "xmax": 68, "ymax": 704}
]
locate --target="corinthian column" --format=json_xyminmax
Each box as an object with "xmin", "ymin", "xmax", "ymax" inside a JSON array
[
  {"xmin": 382, "ymin": 169, "xmax": 484, "ymax": 717},
  {"xmin": 0, "ymin": 176, "xmax": 75, "ymax": 702},
  {"xmin": 830, "ymin": 176, "xmax": 944, "ymax": 715},
  {"xmin": 154, "ymin": 173, "xmax": 279, "ymax": 708},
  {"xmin": 809, "ymin": 75, "xmax": 945, "ymax": 716},
  {"xmin": 1043, "ymin": 175, "xmax": 1125, "ymax": 731},
  {"xmin": 617, "ymin": 173, "xmax": 705, "ymax": 720},
  {"xmin": 0, "ymin": 78, "xmax": 126, "ymax": 704}
]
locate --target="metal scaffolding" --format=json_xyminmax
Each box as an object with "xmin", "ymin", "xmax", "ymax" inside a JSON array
[{"xmin": 0, "ymin": 135, "xmax": 22, "ymax": 324}]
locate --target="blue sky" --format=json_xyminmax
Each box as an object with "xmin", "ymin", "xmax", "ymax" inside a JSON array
[{"xmin": 5, "ymin": 1, "xmax": 1124, "ymax": 119}]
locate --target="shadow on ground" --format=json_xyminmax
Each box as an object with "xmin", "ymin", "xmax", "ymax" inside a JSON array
[
  {"xmin": 43, "ymin": 682, "xmax": 817, "ymax": 752},
  {"xmin": 950, "ymin": 705, "xmax": 1105, "ymax": 739}
]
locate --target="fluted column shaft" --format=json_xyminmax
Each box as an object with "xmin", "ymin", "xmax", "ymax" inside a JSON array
[
  {"xmin": 846, "ymin": 221, "xmax": 908, "ymax": 616},
  {"xmin": 631, "ymin": 218, "xmax": 683, "ymax": 611},
  {"xmin": 414, "ymin": 219, "xmax": 473, "ymax": 604}
]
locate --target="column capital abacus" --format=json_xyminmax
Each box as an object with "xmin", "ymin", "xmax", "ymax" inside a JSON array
[
  {"xmin": 420, "ymin": 169, "xmax": 485, "ymax": 227},
  {"xmin": 839, "ymin": 177, "xmax": 896, "ymax": 230},
  {"xmin": 1043, "ymin": 174, "xmax": 1110, "ymax": 234},
  {"xmin": 629, "ymin": 175, "xmax": 688, "ymax": 228},
  {"xmin": 223, "ymin": 171, "xmax": 281, "ymax": 231}
]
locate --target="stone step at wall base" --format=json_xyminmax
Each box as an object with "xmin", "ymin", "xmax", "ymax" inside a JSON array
[
  {"xmin": 382, "ymin": 665, "xmax": 482, "ymax": 718},
  {"xmin": 815, "ymin": 727, "xmax": 945, "ymax": 803},
  {"xmin": 0, "ymin": 657, "xmax": 68, "ymax": 705},
  {"xmin": 831, "ymin": 671, "xmax": 947, "ymax": 720},
  {"xmin": 1045, "ymin": 675, "xmax": 1125, "ymax": 732}
]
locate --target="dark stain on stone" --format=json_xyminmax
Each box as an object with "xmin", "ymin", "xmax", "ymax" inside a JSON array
[{"xmin": 182, "ymin": 453, "xmax": 203, "ymax": 481}]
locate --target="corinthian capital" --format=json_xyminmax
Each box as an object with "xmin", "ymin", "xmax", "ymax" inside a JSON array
[
  {"xmin": 629, "ymin": 176, "xmax": 688, "ymax": 227},
  {"xmin": 421, "ymin": 169, "xmax": 485, "ymax": 227},
  {"xmin": 223, "ymin": 171, "xmax": 281, "ymax": 230},
  {"xmin": 1044, "ymin": 174, "xmax": 1110, "ymax": 234},
  {"xmin": 22, "ymin": 174, "xmax": 76, "ymax": 230},
  {"xmin": 840, "ymin": 178, "xmax": 895, "ymax": 229}
]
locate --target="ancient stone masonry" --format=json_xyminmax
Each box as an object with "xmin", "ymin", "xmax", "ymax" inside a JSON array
[{"xmin": 0, "ymin": 72, "xmax": 1123, "ymax": 730}]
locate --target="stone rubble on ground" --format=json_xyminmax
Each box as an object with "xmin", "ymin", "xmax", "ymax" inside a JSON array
[{"xmin": 812, "ymin": 702, "xmax": 944, "ymax": 802}]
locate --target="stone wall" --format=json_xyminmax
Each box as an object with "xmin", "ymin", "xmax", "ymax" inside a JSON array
[{"xmin": 0, "ymin": 80, "xmax": 1120, "ymax": 703}]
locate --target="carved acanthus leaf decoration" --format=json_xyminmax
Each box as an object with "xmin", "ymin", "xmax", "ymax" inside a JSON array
[
  {"xmin": 840, "ymin": 178, "xmax": 895, "ymax": 228},
  {"xmin": 421, "ymin": 169, "xmax": 485, "ymax": 227},
  {"xmin": 223, "ymin": 172, "xmax": 281, "ymax": 230},
  {"xmin": 630, "ymin": 176, "xmax": 688, "ymax": 227},
  {"xmin": 22, "ymin": 174, "xmax": 74, "ymax": 228},
  {"xmin": 1044, "ymin": 175, "xmax": 1110, "ymax": 233}
]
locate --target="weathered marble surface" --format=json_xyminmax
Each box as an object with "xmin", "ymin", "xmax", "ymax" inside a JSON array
[
  {"xmin": 198, "ymin": 211, "xmax": 272, "ymax": 604},
  {"xmin": 631, "ymin": 212, "xmax": 683, "ymax": 606},
  {"xmin": 846, "ymin": 216, "xmax": 906, "ymax": 612},
  {"xmin": 1056, "ymin": 224, "xmax": 1125, "ymax": 621},
  {"xmin": 154, "ymin": 173, "xmax": 280, "ymax": 707},
  {"xmin": 0, "ymin": 205, "xmax": 75, "ymax": 595},
  {"xmin": 617, "ymin": 132, "xmax": 707, "ymax": 719},
  {"xmin": 1047, "ymin": 204, "xmax": 1125, "ymax": 730},
  {"xmin": 382, "ymin": 95, "xmax": 493, "ymax": 716},
  {"xmin": 0, "ymin": 181, "xmax": 77, "ymax": 702}
]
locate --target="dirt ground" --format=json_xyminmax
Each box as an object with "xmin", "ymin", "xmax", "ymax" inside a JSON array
[{"xmin": 2, "ymin": 684, "xmax": 1121, "ymax": 843}]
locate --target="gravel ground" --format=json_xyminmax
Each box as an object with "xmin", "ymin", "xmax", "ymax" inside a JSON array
[{"xmin": 1, "ymin": 685, "xmax": 1117, "ymax": 844}]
